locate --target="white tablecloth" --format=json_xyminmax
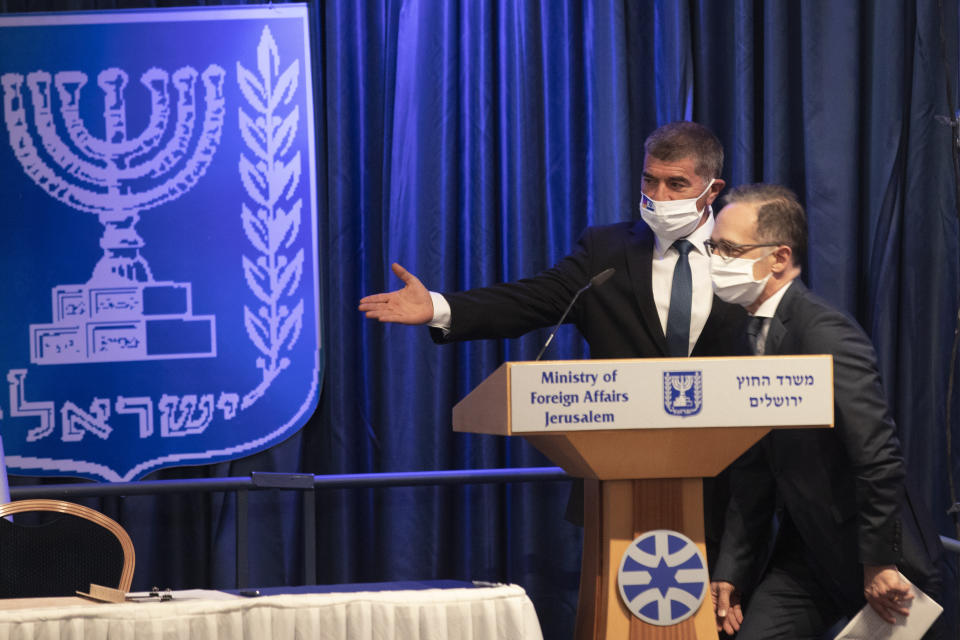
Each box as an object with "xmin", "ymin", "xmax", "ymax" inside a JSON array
[{"xmin": 0, "ymin": 585, "xmax": 544, "ymax": 640}]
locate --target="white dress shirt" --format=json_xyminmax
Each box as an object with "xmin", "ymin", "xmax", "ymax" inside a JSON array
[
  {"xmin": 747, "ymin": 280, "xmax": 794, "ymax": 355},
  {"xmin": 651, "ymin": 211, "xmax": 715, "ymax": 356}
]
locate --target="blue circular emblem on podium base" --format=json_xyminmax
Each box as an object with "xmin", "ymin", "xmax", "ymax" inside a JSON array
[{"xmin": 617, "ymin": 529, "xmax": 709, "ymax": 626}]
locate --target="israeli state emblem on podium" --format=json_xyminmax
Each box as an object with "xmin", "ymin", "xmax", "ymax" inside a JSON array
[
  {"xmin": 663, "ymin": 370, "xmax": 703, "ymax": 417},
  {"xmin": 0, "ymin": 6, "xmax": 321, "ymax": 481}
]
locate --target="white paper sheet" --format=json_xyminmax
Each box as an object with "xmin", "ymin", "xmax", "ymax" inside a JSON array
[{"xmin": 834, "ymin": 574, "xmax": 942, "ymax": 640}]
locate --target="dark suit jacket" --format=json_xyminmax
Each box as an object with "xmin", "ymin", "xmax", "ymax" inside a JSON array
[
  {"xmin": 431, "ymin": 221, "xmax": 747, "ymax": 358},
  {"xmin": 713, "ymin": 280, "xmax": 942, "ymax": 611},
  {"xmin": 430, "ymin": 221, "xmax": 748, "ymax": 548}
]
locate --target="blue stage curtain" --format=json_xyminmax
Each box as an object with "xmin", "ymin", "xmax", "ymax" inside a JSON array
[
  {"xmin": 2, "ymin": 1, "xmax": 959, "ymax": 637},
  {"xmin": 318, "ymin": 0, "xmax": 960, "ymax": 635},
  {"xmin": 692, "ymin": 0, "xmax": 960, "ymax": 531}
]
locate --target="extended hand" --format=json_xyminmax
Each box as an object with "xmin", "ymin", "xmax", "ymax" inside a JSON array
[
  {"xmin": 358, "ymin": 263, "xmax": 434, "ymax": 325},
  {"xmin": 711, "ymin": 580, "xmax": 744, "ymax": 635},
  {"xmin": 863, "ymin": 565, "xmax": 912, "ymax": 623}
]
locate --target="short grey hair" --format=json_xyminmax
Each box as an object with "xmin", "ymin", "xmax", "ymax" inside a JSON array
[{"xmin": 644, "ymin": 121, "xmax": 724, "ymax": 180}]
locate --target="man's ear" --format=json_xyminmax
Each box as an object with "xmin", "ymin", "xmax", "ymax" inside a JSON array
[
  {"xmin": 705, "ymin": 178, "xmax": 726, "ymax": 206},
  {"xmin": 771, "ymin": 245, "xmax": 793, "ymax": 273}
]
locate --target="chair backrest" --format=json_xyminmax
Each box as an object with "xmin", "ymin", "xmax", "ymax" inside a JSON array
[{"xmin": 0, "ymin": 499, "xmax": 135, "ymax": 598}]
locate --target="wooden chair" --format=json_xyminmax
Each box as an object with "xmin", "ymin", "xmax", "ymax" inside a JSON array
[{"xmin": 0, "ymin": 499, "xmax": 135, "ymax": 598}]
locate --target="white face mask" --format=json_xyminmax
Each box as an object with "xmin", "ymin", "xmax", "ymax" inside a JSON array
[
  {"xmin": 639, "ymin": 178, "xmax": 715, "ymax": 242},
  {"xmin": 709, "ymin": 251, "xmax": 772, "ymax": 307}
]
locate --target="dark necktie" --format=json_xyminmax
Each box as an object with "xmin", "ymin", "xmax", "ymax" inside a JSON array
[
  {"xmin": 666, "ymin": 239, "xmax": 693, "ymax": 357},
  {"xmin": 746, "ymin": 315, "xmax": 765, "ymax": 355}
]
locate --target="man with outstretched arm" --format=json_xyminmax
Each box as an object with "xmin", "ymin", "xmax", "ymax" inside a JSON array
[
  {"xmin": 359, "ymin": 121, "xmax": 747, "ymax": 558},
  {"xmin": 359, "ymin": 121, "xmax": 743, "ymax": 362}
]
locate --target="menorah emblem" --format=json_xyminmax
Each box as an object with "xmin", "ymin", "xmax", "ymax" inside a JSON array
[
  {"xmin": 671, "ymin": 375, "xmax": 694, "ymax": 407},
  {"xmin": 1, "ymin": 64, "xmax": 226, "ymax": 364},
  {"xmin": 663, "ymin": 370, "xmax": 703, "ymax": 417}
]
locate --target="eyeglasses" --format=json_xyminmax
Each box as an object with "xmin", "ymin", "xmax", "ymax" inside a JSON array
[{"xmin": 703, "ymin": 239, "xmax": 782, "ymax": 263}]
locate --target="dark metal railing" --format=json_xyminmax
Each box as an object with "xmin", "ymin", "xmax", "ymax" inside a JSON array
[
  {"xmin": 10, "ymin": 467, "xmax": 571, "ymax": 587},
  {"xmin": 9, "ymin": 468, "xmax": 959, "ymax": 588},
  {"xmin": 941, "ymin": 535, "xmax": 960, "ymax": 555}
]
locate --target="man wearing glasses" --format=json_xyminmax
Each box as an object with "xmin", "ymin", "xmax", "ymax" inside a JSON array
[{"xmin": 707, "ymin": 184, "xmax": 942, "ymax": 639}]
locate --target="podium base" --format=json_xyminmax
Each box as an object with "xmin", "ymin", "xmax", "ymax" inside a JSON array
[{"xmin": 575, "ymin": 478, "xmax": 719, "ymax": 640}]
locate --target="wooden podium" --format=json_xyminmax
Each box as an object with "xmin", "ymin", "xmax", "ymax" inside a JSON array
[{"xmin": 453, "ymin": 356, "xmax": 833, "ymax": 640}]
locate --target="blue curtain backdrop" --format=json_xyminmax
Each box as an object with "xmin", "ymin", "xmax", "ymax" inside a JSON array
[{"xmin": 1, "ymin": 1, "xmax": 959, "ymax": 638}]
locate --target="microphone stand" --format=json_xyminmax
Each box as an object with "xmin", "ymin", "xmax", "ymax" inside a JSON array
[{"xmin": 534, "ymin": 268, "xmax": 615, "ymax": 361}]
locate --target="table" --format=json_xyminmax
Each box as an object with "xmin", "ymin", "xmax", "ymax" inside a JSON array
[{"xmin": 0, "ymin": 584, "xmax": 543, "ymax": 640}]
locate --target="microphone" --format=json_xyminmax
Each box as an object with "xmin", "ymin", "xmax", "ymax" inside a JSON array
[{"xmin": 534, "ymin": 268, "xmax": 615, "ymax": 361}]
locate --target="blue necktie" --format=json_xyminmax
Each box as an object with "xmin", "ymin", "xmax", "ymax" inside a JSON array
[{"xmin": 666, "ymin": 239, "xmax": 693, "ymax": 357}]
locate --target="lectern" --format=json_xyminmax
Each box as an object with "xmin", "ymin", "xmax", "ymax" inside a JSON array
[{"xmin": 453, "ymin": 356, "xmax": 833, "ymax": 640}]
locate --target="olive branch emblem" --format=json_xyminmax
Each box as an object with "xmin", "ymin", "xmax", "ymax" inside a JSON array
[{"xmin": 237, "ymin": 26, "xmax": 304, "ymax": 409}]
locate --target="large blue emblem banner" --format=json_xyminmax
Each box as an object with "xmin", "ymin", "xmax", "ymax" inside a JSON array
[{"xmin": 0, "ymin": 6, "xmax": 321, "ymax": 481}]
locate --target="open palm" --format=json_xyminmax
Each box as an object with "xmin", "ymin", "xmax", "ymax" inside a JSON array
[{"xmin": 358, "ymin": 263, "xmax": 434, "ymax": 325}]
